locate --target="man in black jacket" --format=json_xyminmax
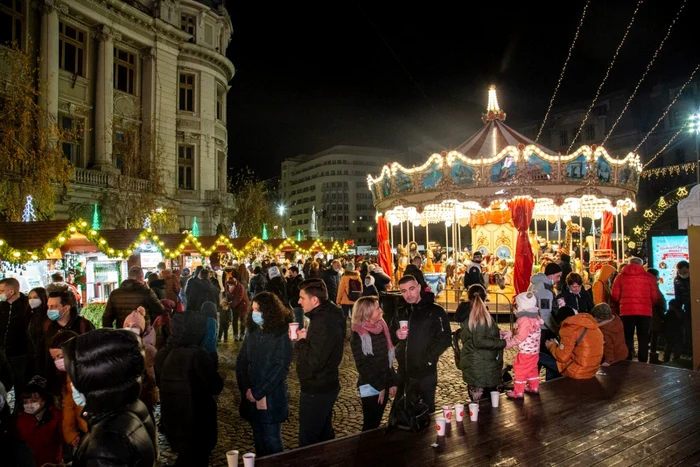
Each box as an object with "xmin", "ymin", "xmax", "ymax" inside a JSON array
[
  {"xmin": 0, "ymin": 278, "xmax": 31, "ymax": 408},
  {"xmin": 295, "ymin": 279, "xmax": 345, "ymax": 447},
  {"xmin": 390, "ymin": 275, "xmax": 451, "ymax": 412},
  {"xmin": 404, "ymin": 256, "xmax": 429, "ymax": 291},
  {"xmin": 321, "ymin": 261, "xmax": 341, "ymax": 304}
]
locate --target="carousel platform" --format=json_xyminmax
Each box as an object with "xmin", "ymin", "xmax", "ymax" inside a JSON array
[{"xmin": 256, "ymin": 361, "xmax": 700, "ymax": 467}]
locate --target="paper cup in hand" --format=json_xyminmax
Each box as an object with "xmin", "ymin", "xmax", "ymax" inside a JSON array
[
  {"xmin": 436, "ymin": 416, "xmax": 447, "ymax": 436},
  {"xmin": 469, "ymin": 403, "xmax": 479, "ymax": 421},
  {"xmin": 243, "ymin": 453, "xmax": 256, "ymax": 467},
  {"xmin": 399, "ymin": 320, "xmax": 409, "ymax": 330},
  {"xmin": 289, "ymin": 322, "xmax": 299, "ymax": 340},
  {"xmin": 226, "ymin": 450, "xmax": 239, "ymax": 467},
  {"xmin": 490, "ymin": 391, "xmax": 500, "ymax": 407},
  {"xmin": 455, "ymin": 403, "xmax": 465, "ymax": 422},
  {"xmin": 442, "ymin": 405, "xmax": 452, "ymax": 421}
]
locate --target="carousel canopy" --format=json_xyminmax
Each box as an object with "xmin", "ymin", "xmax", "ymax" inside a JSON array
[{"xmin": 368, "ymin": 86, "xmax": 642, "ymax": 225}]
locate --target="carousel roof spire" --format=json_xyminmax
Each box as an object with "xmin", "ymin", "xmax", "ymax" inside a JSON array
[{"xmin": 482, "ymin": 85, "xmax": 506, "ymax": 123}]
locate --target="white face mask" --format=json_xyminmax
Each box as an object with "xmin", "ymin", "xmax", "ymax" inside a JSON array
[
  {"xmin": 29, "ymin": 298, "xmax": 42, "ymax": 309},
  {"xmin": 24, "ymin": 402, "xmax": 41, "ymax": 414},
  {"xmin": 127, "ymin": 327, "xmax": 141, "ymax": 334},
  {"xmin": 0, "ymin": 294, "xmax": 7, "ymax": 302}
]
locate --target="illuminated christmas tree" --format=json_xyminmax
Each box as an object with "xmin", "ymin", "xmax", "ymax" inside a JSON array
[
  {"xmin": 230, "ymin": 222, "xmax": 238, "ymax": 238},
  {"xmin": 281, "ymin": 227, "xmax": 287, "ymax": 239},
  {"xmin": 91, "ymin": 204, "xmax": 100, "ymax": 230},
  {"xmin": 191, "ymin": 217, "xmax": 200, "ymax": 237},
  {"xmin": 262, "ymin": 223, "xmax": 268, "ymax": 240},
  {"xmin": 297, "ymin": 229, "xmax": 303, "ymax": 242},
  {"xmin": 143, "ymin": 216, "xmax": 151, "ymax": 229},
  {"xmin": 22, "ymin": 195, "xmax": 36, "ymax": 222}
]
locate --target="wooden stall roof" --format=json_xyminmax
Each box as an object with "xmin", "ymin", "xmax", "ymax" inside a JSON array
[
  {"xmin": 0, "ymin": 220, "xmax": 73, "ymax": 252},
  {"xmin": 97, "ymin": 229, "xmax": 144, "ymax": 251}
]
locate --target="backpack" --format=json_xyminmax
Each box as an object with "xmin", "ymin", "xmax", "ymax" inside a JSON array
[
  {"xmin": 388, "ymin": 378, "xmax": 431, "ymax": 432},
  {"xmin": 348, "ymin": 279, "xmax": 362, "ymax": 302},
  {"xmin": 604, "ymin": 271, "xmax": 618, "ymax": 297}
]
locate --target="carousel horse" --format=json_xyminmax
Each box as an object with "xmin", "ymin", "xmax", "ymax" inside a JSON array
[{"xmin": 423, "ymin": 248, "xmax": 435, "ymax": 273}]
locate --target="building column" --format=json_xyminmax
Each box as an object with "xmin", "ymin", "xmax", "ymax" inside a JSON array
[
  {"xmin": 141, "ymin": 48, "xmax": 156, "ymax": 166},
  {"xmin": 94, "ymin": 25, "xmax": 121, "ymax": 171},
  {"xmin": 38, "ymin": 0, "xmax": 64, "ymax": 125}
]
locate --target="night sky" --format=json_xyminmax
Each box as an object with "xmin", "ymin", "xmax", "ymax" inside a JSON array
[{"xmin": 225, "ymin": 1, "xmax": 699, "ymax": 180}]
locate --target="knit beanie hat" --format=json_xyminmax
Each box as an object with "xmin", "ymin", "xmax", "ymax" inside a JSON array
[
  {"xmin": 544, "ymin": 262, "xmax": 562, "ymax": 276},
  {"xmin": 345, "ymin": 262, "xmax": 355, "ymax": 272},
  {"xmin": 592, "ymin": 303, "xmax": 612, "ymax": 321},
  {"xmin": 515, "ymin": 291, "xmax": 538, "ymax": 312},
  {"xmin": 123, "ymin": 306, "xmax": 146, "ymax": 332}
]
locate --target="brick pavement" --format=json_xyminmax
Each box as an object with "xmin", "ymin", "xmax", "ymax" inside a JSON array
[{"xmin": 157, "ymin": 322, "xmax": 519, "ymax": 466}]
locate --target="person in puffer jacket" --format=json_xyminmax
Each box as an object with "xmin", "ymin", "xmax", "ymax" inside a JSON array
[
  {"xmin": 506, "ymin": 292, "xmax": 544, "ymax": 399},
  {"xmin": 610, "ymin": 257, "xmax": 660, "ymax": 363},
  {"xmin": 363, "ymin": 274, "xmax": 379, "ymax": 297},
  {"xmin": 545, "ymin": 307, "xmax": 604, "ymax": 379}
]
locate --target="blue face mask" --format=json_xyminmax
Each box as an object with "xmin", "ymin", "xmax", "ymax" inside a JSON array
[
  {"xmin": 252, "ymin": 311, "xmax": 264, "ymax": 326},
  {"xmin": 71, "ymin": 383, "xmax": 86, "ymax": 408},
  {"xmin": 47, "ymin": 309, "xmax": 61, "ymax": 321}
]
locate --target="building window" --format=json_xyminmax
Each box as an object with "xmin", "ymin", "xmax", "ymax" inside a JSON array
[
  {"xmin": 585, "ymin": 124, "xmax": 595, "ymax": 141},
  {"xmin": 59, "ymin": 22, "xmax": 86, "ymax": 77},
  {"xmin": 178, "ymin": 144, "xmax": 195, "ymax": 190},
  {"xmin": 216, "ymin": 87, "xmax": 225, "ymax": 121},
  {"xmin": 60, "ymin": 115, "xmax": 82, "ymax": 165},
  {"xmin": 180, "ymin": 13, "xmax": 196, "ymax": 40},
  {"xmin": 559, "ymin": 130, "xmax": 568, "ymax": 147},
  {"xmin": 179, "ymin": 73, "xmax": 195, "ymax": 112},
  {"xmin": 113, "ymin": 47, "xmax": 136, "ymax": 94},
  {"xmin": 0, "ymin": 0, "xmax": 23, "ymax": 48}
]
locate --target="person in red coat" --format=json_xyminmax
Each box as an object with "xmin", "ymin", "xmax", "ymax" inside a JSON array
[
  {"xmin": 225, "ymin": 277, "xmax": 250, "ymax": 341},
  {"xmin": 12, "ymin": 375, "xmax": 62, "ymax": 466},
  {"xmin": 610, "ymin": 257, "xmax": 660, "ymax": 363}
]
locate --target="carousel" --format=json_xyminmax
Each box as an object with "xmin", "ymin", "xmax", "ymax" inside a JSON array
[{"xmin": 368, "ymin": 86, "xmax": 641, "ymax": 302}]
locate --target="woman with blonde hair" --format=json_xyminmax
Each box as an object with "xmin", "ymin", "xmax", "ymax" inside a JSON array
[
  {"xmin": 350, "ymin": 296, "xmax": 397, "ymax": 431},
  {"xmin": 458, "ymin": 284, "xmax": 509, "ymax": 402}
]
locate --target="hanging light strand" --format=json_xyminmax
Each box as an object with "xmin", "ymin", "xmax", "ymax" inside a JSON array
[
  {"xmin": 535, "ymin": 0, "xmax": 591, "ymax": 144},
  {"xmin": 567, "ymin": 0, "xmax": 644, "ymax": 155},
  {"xmin": 635, "ymin": 62, "xmax": 700, "ymax": 158},
  {"xmin": 602, "ymin": 0, "xmax": 687, "ymax": 147},
  {"xmin": 642, "ymin": 121, "xmax": 690, "ymax": 169}
]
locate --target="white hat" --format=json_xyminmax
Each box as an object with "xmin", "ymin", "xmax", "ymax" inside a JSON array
[{"xmin": 515, "ymin": 291, "xmax": 538, "ymax": 312}]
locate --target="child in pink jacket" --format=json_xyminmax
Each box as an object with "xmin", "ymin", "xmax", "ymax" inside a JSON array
[{"xmin": 507, "ymin": 292, "xmax": 544, "ymax": 399}]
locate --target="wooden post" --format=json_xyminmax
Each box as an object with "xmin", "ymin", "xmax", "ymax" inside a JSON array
[{"xmin": 688, "ymin": 226, "xmax": 700, "ymax": 371}]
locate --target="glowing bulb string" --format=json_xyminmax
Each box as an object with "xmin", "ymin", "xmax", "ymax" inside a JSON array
[
  {"xmin": 602, "ymin": 0, "xmax": 687, "ymax": 147},
  {"xmin": 635, "ymin": 62, "xmax": 700, "ymax": 158},
  {"xmin": 567, "ymin": 0, "xmax": 644, "ymax": 155},
  {"xmin": 535, "ymin": 0, "xmax": 591, "ymax": 144},
  {"xmin": 642, "ymin": 121, "xmax": 690, "ymax": 169}
]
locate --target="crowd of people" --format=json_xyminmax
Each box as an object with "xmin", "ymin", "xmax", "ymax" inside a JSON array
[{"xmin": 0, "ymin": 249, "xmax": 693, "ymax": 466}]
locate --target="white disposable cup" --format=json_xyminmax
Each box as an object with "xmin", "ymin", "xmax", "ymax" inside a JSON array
[
  {"xmin": 469, "ymin": 403, "xmax": 479, "ymax": 421},
  {"xmin": 436, "ymin": 416, "xmax": 447, "ymax": 436},
  {"xmin": 226, "ymin": 450, "xmax": 239, "ymax": 467},
  {"xmin": 442, "ymin": 405, "xmax": 452, "ymax": 422},
  {"xmin": 490, "ymin": 391, "xmax": 500, "ymax": 407},
  {"xmin": 289, "ymin": 322, "xmax": 299, "ymax": 340},
  {"xmin": 455, "ymin": 404, "xmax": 465, "ymax": 422},
  {"xmin": 399, "ymin": 320, "xmax": 409, "ymax": 330},
  {"xmin": 243, "ymin": 453, "xmax": 256, "ymax": 467}
]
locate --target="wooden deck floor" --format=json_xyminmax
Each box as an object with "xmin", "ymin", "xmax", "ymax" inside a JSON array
[{"xmin": 255, "ymin": 362, "xmax": 700, "ymax": 467}]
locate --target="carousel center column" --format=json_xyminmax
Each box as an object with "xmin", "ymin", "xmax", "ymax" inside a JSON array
[{"xmin": 94, "ymin": 25, "xmax": 121, "ymax": 172}]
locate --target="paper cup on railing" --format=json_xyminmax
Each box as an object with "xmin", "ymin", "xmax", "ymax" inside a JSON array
[
  {"xmin": 289, "ymin": 322, "xmax": 299, "ymax": 340},
  {"xmin": 469, "ymin": 403, "xmax": 479, "ymax": 421},
  {"xmin": 436, "ymin": 416, "xmax": 447, "ymax": 436},
  {"xmin": 243, "ymin": 452, "xmax": 256, "ymax": 467},
  {"xmin": 442, "ymin": 405, "xmax": 452, "ymax": 421},
  {"xmin": 455, "ymin": 403, "xmax": 465, "ymax": 422},
  {"xmin": 226, "ymin": 450, "xmax": 239, "ymax": 467},
  {"xmin": 490, "ymin": 391, "xmax": 500, "ymax": 407}
]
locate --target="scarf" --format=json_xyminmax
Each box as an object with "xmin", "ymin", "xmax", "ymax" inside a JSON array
[{"xmin": 351, "ymin": 319, "xmax": 395, "ymax": 368}]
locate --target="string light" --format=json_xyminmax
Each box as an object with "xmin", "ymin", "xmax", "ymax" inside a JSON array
[
  {"xmin": 535, "ymin": 0, "xmax": 590, "ymax": 143},
  {"xmin": 641, "ymin": 162, "xmax": 696, "ymax": 179},
  {"xmin": 631, "ymin": 185, "xmax": 692, "ymax": 241},
  {"xmin": 567, "ymin": 0, "xmax": 644, "ymax": 155},
  {"xmin": 635, "ymin": 62, "xmax": 700, "ymax": 159},
  {"xmin": 602, "ymin": 0, "xmax": 687, "ymax": 147},
  {"xmin": 642, "ymin": 121, "xmax": 690, "ymax": 169}
]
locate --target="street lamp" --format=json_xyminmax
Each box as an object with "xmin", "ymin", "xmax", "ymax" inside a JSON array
[
  {"xmin": 278, "ymin": 204, "xmax": 286, "ymax": 216},
  {"xmin": 690, "ymin": 111, "xmax": 700, "ymax": 184}
]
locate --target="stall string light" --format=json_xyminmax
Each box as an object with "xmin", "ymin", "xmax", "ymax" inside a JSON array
[
  {"xmin": 601, "ymin": 0, "xmax": 686, "ymax": 147},
  {"xmin": 567, "ymin": 0, "xmax": 644, "ymax": 155},
  {"xmin": 635, "ymin": 62, "xmax": 700, "ymax": 157},
  {"xmin": 631, "ymin": 186, "xmax": 691, "ymax": 241},
  {"xmin": 535, "ymin": 0, "xmax": 590, "ymax": 144},
  {"xmin": 641, "ymin": 161, "xmax": 697, "ymax": 179}
]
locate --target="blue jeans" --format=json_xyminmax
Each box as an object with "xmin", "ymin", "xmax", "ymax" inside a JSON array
[
  {"xmin": 293, "ymin": 307, "xmax": 305, "ymax": 329},
  {"xmin": 251, "ymin": 420, "xmax": 283, "ymax": 457},
  {"xmin": 538, "ymin": 352, "xmax": 562, "ymax": 381}
]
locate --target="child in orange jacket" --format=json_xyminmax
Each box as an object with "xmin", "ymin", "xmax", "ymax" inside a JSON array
[
  {"xmin": 506, "ymin": 292, "xmax": 544, "ymax": 399},
  {"xmin": 592, "ymin": 303, "xmax": 628, "ymax": 366}
]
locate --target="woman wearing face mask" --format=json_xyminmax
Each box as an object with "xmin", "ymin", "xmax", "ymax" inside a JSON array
[
  {"xmin": 48, "ymin": 331, "xmax": 86, "ymax": 451},
  {"xmin": 26, "ymin": 287, "xmax": 48, "ymax": 378},
  {"xmin": 236, "ymin": 292, "xmax": 293, "ymax": 457},
  {"xmin": 122, "ymin": 307, "xmax": 158, "ymax": 415},
  {"xmin": 40, "ymin": 291, "xmax": 95, "ymax": 396},
  {"xmin": 12, "ymin": 375, "xmax": 63, "ymax": 466}
]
